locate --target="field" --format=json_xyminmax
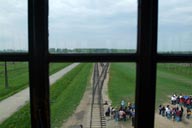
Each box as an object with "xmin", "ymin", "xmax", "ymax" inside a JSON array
[
  {"xmin": 156, "ymin": 64, "xmax": 192, "ymax": 104},
  {"xmin": 108, "ymin": 63, "xmax": 192, "ymax": 108},
  {"xmin": 108, "ymin": 63, "xmax": 192, "ymax": 127},
  {"xmin": 0, "ymin": 62, "xmax": 191, "ymax": 127},
  {"xmin": 108, "ymin": 63, "xmax": 136, "ymax": 106},
  {"xmin": 0, "ymin": 62, "xmax": 71, "ymax": 101},
  {"xmin": 0, "ymin": 62, "xmax": 29, "ymax": 101},
  {"xmin": 0, "ymin": 63, "xmax": 93, "ymax": 128}
]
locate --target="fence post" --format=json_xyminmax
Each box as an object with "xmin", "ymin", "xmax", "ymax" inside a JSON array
[{"xmin": 4, "ymin": 61, "xmax": 9, "ymax": 88}]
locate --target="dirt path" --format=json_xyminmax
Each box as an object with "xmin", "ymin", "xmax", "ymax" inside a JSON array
[
  {"xmin": 154, "ymin": 102, "xmax": 192, "ymax": 128},
  {"xmin": 0, "ymin": 63, "xmax": 79, "ymax": 124},
  {"xmin": 154, "ymin": 113, "xmax": 191, "ymax": 128}
]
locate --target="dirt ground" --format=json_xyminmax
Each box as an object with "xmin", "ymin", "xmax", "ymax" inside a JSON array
[
  {"xmin": 154, "ymin": 103, "xmax": 192, "ymax": 128},
  {"xmin": 61, "ymin": 65, "xmax": 192, "ymax": 128}
]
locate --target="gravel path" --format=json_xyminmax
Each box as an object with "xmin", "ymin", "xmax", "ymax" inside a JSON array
[{"xmin": 0, "ymin": 63, "xmax": 79, "ymax": 124}]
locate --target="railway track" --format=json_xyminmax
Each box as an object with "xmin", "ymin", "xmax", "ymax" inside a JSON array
[{"xmin": 89, "ymin": 63, "xmax": 109, "ymax": 128}]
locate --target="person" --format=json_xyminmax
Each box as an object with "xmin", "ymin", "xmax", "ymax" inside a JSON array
[
  {"xmin": 175, "ymin": 109, "xmax": 181, "ymax": 121},
  {"xmin": 186, "ymin": 108, "xmax": 191, "ymax": 119},
  {"xmin": 105, "ymin": 106, "xmax": 110, "ymax": 116},
  {"xmin": 171, "ymin": 95, "xmax": 176, "ymax": 105},
  {"xmin": 111, "ymin": 107, "xmax": 115, "ymax": 119},
  {"xmin": 159, "ymin": 105, "xmax": 162, "ymax": 115},
  {"xmin": 128, "ymin": 101, "xmax": 132, "ymax": 110},
  {"xmin": 131, "ymin": 103, "xmax": 135, "ymax": 111},
  {"xmin": 131, "ymin": 110, "xmax": 135, "ymax": 127},
  {"xmin": 119, "ymin": 109, "xmax": 126, "ymax": 121},
  {"xmin": 114, "ymin": 108, "xmax": 119, "ymax": 121},
  {"xmin": 180, "ymin": 106, "xmax": 184, "ymax": 120},
  {"xmin": 165, "ymin": 105, "xmax": 171, "ymax": 119},
  {"xmin": 104, "ymin": 100, "xmax": 108, "ymax": 105},
  {"xmin": 121, "ymin": 100, "xmax": 125, "ymax": 109},
  {"xmin": 161, "ymin": 106, "xmax": 165, "ymax": 116},
  {"xmin": 79, "ymin": 124, "xmax": 83, "ymax": 128},
  {"xmin": 186, "ymin": 98, "xmax": 191, "ymax": 108}
]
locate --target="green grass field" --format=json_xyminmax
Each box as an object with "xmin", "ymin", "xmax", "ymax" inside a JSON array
[
  {"xmin": 156, "ymin": 64, "xmax": 192, "ymax": 108},
  {"xmin": 108, "ymin": 63, "xmax": 192, "ymax": 110},
  {"xmin": 108, "ymin": 63, "xmax": 136, "ymax": 106},
  {"xmin": 0, "ymin": 62, "xmax": 29, "ymax": 101},
  {"xmin": 0, "ymin": 62, "xmax": 71, "ymax": 101},
  {"xmin": 0, "ymin": 63, "xmax": 93, "ymax": 128},
  {"xmin": 0, "ymin": 62, "xmax": 191, "ymax": 127}
]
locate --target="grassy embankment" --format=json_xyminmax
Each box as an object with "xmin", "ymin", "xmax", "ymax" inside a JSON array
[
  {"xmin": 0, "ymin": 63, "xmax": 93, "ymax": 128},
  {"xmin": 0, "ymin": 62, "xmax": 71, "ymax": 101},
  {"xmin": 108, "ymin": 63, "xmax": 192, "ymax": 110}
]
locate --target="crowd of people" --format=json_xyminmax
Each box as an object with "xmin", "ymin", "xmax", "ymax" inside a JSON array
[
  {"xmin": 103, "ymin": 94, "xmax": 191, "ymax": 127},
  {"xmin": 105, "ymin": 100, "xmax": 135, "ymax": 127},
  {"xmin": 158, "ymin": 104, "xmax": 185, "ymax": 121},
  {"xmin": 170, "ymin": 94, "xmax": 192, "ymax": 108},
  {"xmin": 158, "ymin": 93, "xmax": 192, "ymax": 121}
]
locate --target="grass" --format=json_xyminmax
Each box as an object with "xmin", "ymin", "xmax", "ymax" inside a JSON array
[
  {"xmin": 0, "ymin": 63, "xmax": 93, "ymax": 128},
  {"xmin": 0, "ymin": 62, "xmax": 71, "ymax": 101},
  {"xmin": 108, "ymin": 63, "xmax": 192, "ymax": 111},
  {"xmin": 1, "ymin": 62, "xmax": 191, "ymax": 127},
  {"xmin": 0, "ymin": 62, "xmax": 29, "ymax": 101},
  {"xmin": 156, "ymin": 63, "xmax": 192, "ymax": 109},
  {"xmin": 108, "ymin": 63, "xmax": 136, "ymax": 107},
  {"xmin": 158, "ymin": 63, "xmax": 192, "ymax": 79},
  {"xmin": 0, "ymin": 103, "xmax": 31, "ymax": 128},
  {"xmin": 50, "ymin": 63, "xmax": 92, "ymax": 128}
]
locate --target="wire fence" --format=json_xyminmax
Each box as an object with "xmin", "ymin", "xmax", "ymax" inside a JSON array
[{"xmin": 0, "ymin": 62, "xmax": 28, "ymax": 88}]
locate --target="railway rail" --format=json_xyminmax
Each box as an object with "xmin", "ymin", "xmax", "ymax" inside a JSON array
[{"xmin": 90, "ymin": 63, "xmax": 109, "ymax": 128}]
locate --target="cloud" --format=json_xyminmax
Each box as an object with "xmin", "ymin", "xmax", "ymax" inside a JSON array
[
  {"xmin": 158, "ymin": 0, "xmax": 192, "ymax": 25},
  {"xmin": 0, "ymin": 0, "xmax": 27, "ymax": 50},
  {"xmin": 0, "ymin": 0, "xmax": 191, "ymax": 52},
  {"xmin": 49, "ymin": 0, "xmax": 137, "ymax": 49},
  {"xmin": 50, "ymin": 0, "xmax": 136, "ymax": 17},
  {"xmin": 158, "ymin": 0, "xmax": 192, "ymax": 52}
]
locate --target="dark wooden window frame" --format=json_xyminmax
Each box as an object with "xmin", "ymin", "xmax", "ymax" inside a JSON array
[{"xmin": 0, "ymin": 0, "xmax": 192, "ymax": 128}]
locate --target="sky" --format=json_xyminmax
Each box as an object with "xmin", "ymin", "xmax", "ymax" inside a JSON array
[{"xmin": 0, "ymin": 0, "xmax": 192, "ymax": 52}]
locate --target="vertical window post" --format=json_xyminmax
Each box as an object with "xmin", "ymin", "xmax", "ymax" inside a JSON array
[
  {"xmin": 136, "ymin": 0, "xmax": 158, "ymax": 128},
  {"xmin": 28, "ymin": 0, "xmax": 50, "ymax": 127}
]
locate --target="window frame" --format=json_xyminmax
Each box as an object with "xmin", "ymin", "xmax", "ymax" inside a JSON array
[{"xmin": 0, "ymin": 0, "xmax": 192, "ymax": 128}]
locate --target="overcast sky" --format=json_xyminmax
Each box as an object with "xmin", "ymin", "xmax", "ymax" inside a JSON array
[{"xmin": 0, "ymin": 0, "xmax": 192, "ymax": 52}]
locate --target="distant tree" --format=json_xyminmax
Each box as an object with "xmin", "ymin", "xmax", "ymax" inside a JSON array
[
  {"xmin": 62, "ymin": 48, "xmax": 68, "ymax": 53},
  {"xmin": 56, "ymin": 48, "xmax": 62, "ymax": 53},
  {"xmin": 49, "ymin": 48, "xmax": 56, "ymax": 53}
]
